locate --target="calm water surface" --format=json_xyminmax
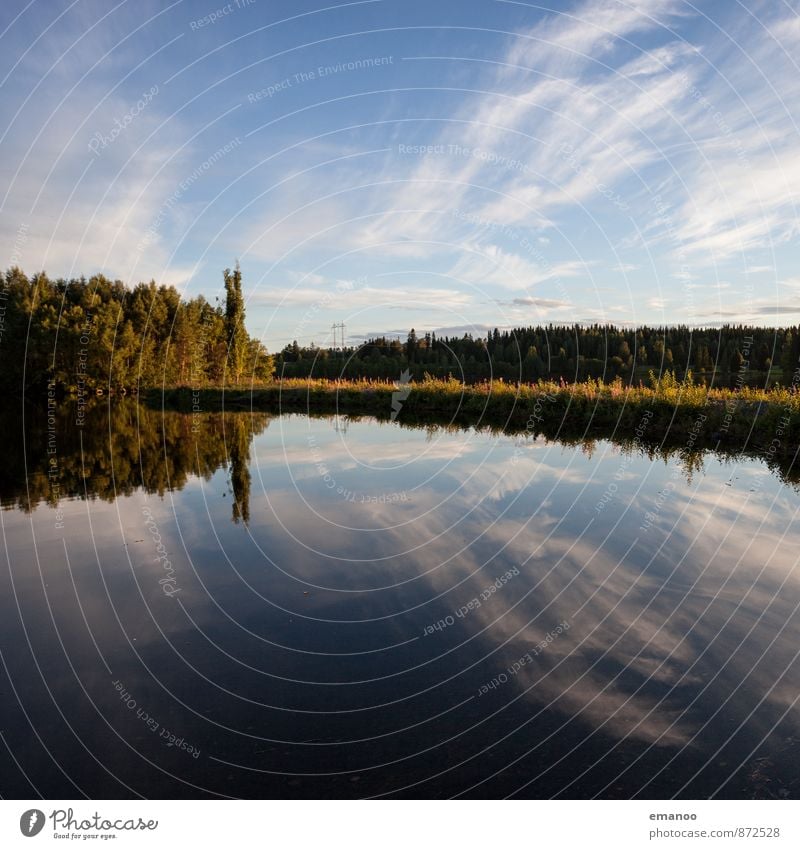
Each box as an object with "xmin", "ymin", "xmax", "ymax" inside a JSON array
[{"xmin": 1, "ymin": 402, "xmax": 799, "ymax": 798}]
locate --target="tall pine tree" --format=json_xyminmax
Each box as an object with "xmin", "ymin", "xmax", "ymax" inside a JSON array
[{"xmin": 223, "ymin": 262, "xmax": 248, "ymax": 385}]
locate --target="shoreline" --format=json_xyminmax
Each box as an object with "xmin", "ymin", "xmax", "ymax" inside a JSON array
[{"xmin": 148, "ymin": 377, "xmax": 800, "ymax": 461}]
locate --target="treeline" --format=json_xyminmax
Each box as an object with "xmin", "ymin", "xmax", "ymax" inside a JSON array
[
  {"xmin": 0, "ymin": 265, "xmax": 273, "ymax": 394},
  {"xmin": 3, "ymin": 264, "xmax": 799, "ymax": 392},
  {"xmin": 278, "ymin": 325, "xmax": 799, "ymax": 386}
]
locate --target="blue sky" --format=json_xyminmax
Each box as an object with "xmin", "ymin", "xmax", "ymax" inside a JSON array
[{"xmin": 1, "ymin": 0, "xmax": 799, "ymax": 351}]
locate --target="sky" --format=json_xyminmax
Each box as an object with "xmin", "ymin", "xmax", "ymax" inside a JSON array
[{"xmin": 1, "ymin": 0, "xmax": 799, "ymax": 351}]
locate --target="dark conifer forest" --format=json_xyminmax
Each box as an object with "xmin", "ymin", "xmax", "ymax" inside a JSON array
[{"xmin": 276, "ymin": 323, "xmax": 791, "ymax": 386}]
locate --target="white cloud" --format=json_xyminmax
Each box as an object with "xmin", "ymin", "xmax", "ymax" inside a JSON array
[
  {"xmin": 251, "ymin": 284, "xmax": 475, "ymax": 311},
  {"xmin": 0, "ymin": 75, "xmax": 201, "ymax": 288},
  {"xmin": 233, "ymin": 0, "xmax": 696, "ymax": 300},
  {"xmin": 510, "ymin": 296, "xmax": 572, "ymax": 308},
  {"xmin": 5, "ymin": 0, "xmax": 799, "ymax": 334}
]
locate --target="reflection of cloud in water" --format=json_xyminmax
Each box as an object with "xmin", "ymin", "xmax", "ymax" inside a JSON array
[
  {"xmin": 471, "ymin": 496, "xmax": 800, "ymax": 750},
  {"xmin": 249, "ymin": 419, "xmax": 800, "ymax": 751},
  {"xmin": 5, "ymin": 410, "xmax": 800, "ymax": 789}
]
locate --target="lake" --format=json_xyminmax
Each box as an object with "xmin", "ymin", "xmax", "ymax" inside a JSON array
[{"xmin": 1, "ymin": 401, "xmax": 799, "ymax": 798}]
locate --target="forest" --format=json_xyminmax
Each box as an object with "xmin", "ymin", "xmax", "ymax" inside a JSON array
[
  {"xmin": 0, "ymin": 265, "xmax": 273, "ymax": 394},
  {"xmin": 2, "ymin": 265, "xmax": 800, "ymax": 392},
  {"xmin": 277, "ymin": 324, "xmax": 798, "ymax": 386}
]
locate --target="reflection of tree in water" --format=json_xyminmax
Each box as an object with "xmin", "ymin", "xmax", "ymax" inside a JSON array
[
  {"xmin": 226, "ymin": 414, "xmax": 255, "ymax": 524},
  {"xmin": 0, "ymin": 400, "xmax": 271, "ymax": 516},
  {"xmin": 3, "ymin": 401, "xmax": 798, "ymax": 516},
  {"xmin": 333, "ymin": 414, "xmax": 800, "ymax": 490}
]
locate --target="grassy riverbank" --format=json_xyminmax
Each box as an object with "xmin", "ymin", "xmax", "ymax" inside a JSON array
[{"xmin": 153, "ymin": 373, "xmax": 800, "ymax": 458}]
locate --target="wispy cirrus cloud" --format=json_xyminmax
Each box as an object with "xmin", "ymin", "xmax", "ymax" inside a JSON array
[{"xmin": 3, "ymin": 0, "xmax": 799, "ymax": 347}]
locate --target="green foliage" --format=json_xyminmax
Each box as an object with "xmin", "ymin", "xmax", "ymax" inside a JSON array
[
  {"xmin": 0, "ymin": 266, "xmax": 274, "ymax": 393},
  {"xmin": 275, "ymin": 322, "xmax": 788, "ymax": 387},
  {"xmin": 2, "ymin": 264, "xmax": 793, "ymax": 398},
  {"xmin": 223, "ymin": 262, "xmax": 249, "ymax": 384},
  {"xmin": 0, "ymin": 399, "xmax": 270, "ymax": 524}
]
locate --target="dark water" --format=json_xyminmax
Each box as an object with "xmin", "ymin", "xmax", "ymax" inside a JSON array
[{"xmin": 2, "ymin": 401, "xmax": 799, "ymax": 799}]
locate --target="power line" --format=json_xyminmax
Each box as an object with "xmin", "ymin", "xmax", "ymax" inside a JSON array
[{"xmin": 331, "ymin": 321, "xmax": 346, "ymax": 349}]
